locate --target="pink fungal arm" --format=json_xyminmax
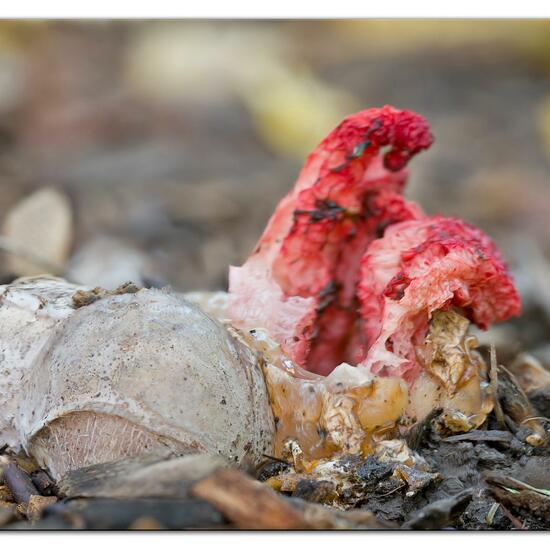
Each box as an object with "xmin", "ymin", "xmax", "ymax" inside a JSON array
[
  {"xmin": 358, "ymin": 216, "xmax": 521, "ymax": 383},
  {"xmin": 228, "ymin": 105, "xmax": 520, "ymax": 381}
]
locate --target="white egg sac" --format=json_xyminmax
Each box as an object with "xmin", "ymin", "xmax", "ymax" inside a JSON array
[{"xmin": 0, "ymin": 278, "xmax": 273, "ymax": 480}]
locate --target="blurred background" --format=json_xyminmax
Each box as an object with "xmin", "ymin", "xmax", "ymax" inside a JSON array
[{"xmin": 0, "ymin": 20, "xmax": 549, "ymax": 360}]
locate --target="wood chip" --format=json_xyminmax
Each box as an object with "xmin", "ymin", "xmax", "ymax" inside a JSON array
[
  {"xmin": 27, "ymin": 495, "xmax": 58, "ymax": 522},
  {"xmin": 403, "ymin": 490, "xmax": 474, "ymax": 529},
  {"xmin": 191, "ymin": 468, "xmax": 311, "ymax": 529},
  {"xmin": 292, "ymin": 500, "xmax": 393, "ymax": 530},
  {"xmin": 3, "ymin": 462, "xmax": 38, "ymax": 505},
  {"xmin": 58, "ymin": 453, "xmax": 226, "ymax": 499},
  {"xmin": 0, "ymin": 485, "xmax": 14, "ymax": 502},
  {"xmin": 443, "ymin": 430, "xmax": 513, "ymax": 444}
]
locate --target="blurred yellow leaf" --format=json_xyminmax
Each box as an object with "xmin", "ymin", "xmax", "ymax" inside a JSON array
[
  {"xmin": 242, "ymin": 68, "xmax": 357, "ymax": 159},
  {"xmin": 332, "ymin": 20, "xmax": 550, "ymax": 61},
  {"xmin": 125, "ymin": 22, "xmax": 359, "ymax": 158},
  {"xmin": 537, "ymin": 95, "xmax": 550, "ymax": 162},
  {"xmin": 0, "ymin": 21, "xmax": 48, "ymax": 53}
]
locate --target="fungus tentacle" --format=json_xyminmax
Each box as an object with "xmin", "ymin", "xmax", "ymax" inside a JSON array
[
  {"xmin": 230, "ymin": 106, "xmax": 520, "ymax": 383},
  {"xmin": 358, "ymin": 216, "xmax": 521, "ymax": 383},
  {"xmin": 229, "ymin": 105, "xmax": 433, "ymax": 375}
]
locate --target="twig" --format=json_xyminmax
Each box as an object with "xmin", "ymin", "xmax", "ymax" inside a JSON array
[
  {"xmin": 486, "ymin": 502, "xmax": 500, "ymax": 526},
  {"xmin": 191, "ymin": 468, "xmax": 311, "ymax": 529},
  {"xmin": 521, "ymin": 416, "xmax": 550, "ymax": 425},
  {"xmin": 3, "ymin": 461, "xmax": 38, "ymax": 505},
  {"xmin": 489, "ymin": 344, "xmax": 506, "ymax": 429},
  {"xmin": 261, "ymin": 453, "xmax": 290, "ymax": 466},
  {"xmin": 498, "ymin": 477, "xmax": 550, "ymax": 498},
  {"xmin": 443, "ymin": 430, "xmax": 513, "ymax": 444},
  {"xmin": 498, "ymin": 503, "xmax": 526, "ymax": 530},
  {"xmin": 377, "ymin": 482, "xmax": 406, "ymax": 498}
]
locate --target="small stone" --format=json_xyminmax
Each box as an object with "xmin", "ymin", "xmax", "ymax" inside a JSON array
[{"xmin": 2, "ymin": 187, "xmax": 73, "ymax": 276}]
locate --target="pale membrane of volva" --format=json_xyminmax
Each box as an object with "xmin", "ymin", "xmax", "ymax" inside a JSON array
[
  {"xmin": 12, "ymin": 284, "xmax": 273, "ymax": 480},
  {"xmin": 0, "ymin": 276, "xmax": 87, "ymax": 448}
]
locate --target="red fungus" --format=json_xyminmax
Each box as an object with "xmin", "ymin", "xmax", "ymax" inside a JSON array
[
  {"xmin": 358, "ymin": 216, "xmax": 521, "ymax": 384},
  {"xmin": 229, "ymin": 106, "xmax": 431, "ymax": 375},
  {"xmin": 229, "ymin": 106, "xmax": 520, "ymax": 381}
]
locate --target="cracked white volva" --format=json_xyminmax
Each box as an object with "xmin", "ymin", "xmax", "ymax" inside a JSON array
[
  {"xmin": 0, "ymin": 277, "xmax": 274, "ymax": 480},
  {"xmin": 0, "ymin": 276, "xmax": 87, "ymax": 449}
]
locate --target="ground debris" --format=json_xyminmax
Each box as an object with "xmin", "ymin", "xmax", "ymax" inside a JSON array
[
  {"xmin": 191, "ymin": 467, "xmax": 389, "ymax": 530},
  {"xmin": 291, "ymin": 479, "xmax": 338, "ymax": 504},
  {"xmin": 72, "ymin": 281, "xmax": 141, "ymax": 308},
  {"xmin": 1, "ymin": 354, "xmax": 548, "ymax": 531},
  {"xmin": 58, "ymin": 453, "xmax": 226, "ymax": 499},
  {"xmin": 31, "ymin": 471, "xmax": 56, "ymax": 496},
  {"xmin": 2, "ymin": 461, "xmax": 39, "ymax": 506},
  {"xmin": 528, "ymin": 387, "xmax": 550, "ymax": 417},
  {"xmin": 191, "ymin": 468, "xmax": 311, "ymax": 529},
  {"xmin": 484, "ymin": 473, "xmax": 550, "ymax": 526},
  {"xmin": 262, "ymin": 440, "xmax": 439, "ymax": 511},
  {"xmin": 256, "ymin": 458, "xmax": 290, "ymax": 482},
  {"xmin": 496, "ymin": 365, "xmax": 548, "ymax": 447},
  {"xmin": 355, "ymin": 455, "xmax": 394, "ymax": 488},
  {"xmin": 292, "ymin": 499, "xmax": 395, "ymax": 530},
  {"xmin": 458, "ymin": 496, "xmax": 511, "ymax": 530},
  {"xmin": 1, "ymin": 406, "xmax": 549, "ymax": 531},
  {"xmin": 405, "ymin": 409, "xmax": 442, "ymax": 451},
  {"xmin": 443, "ymin": 430, "xmax": 513, "ymax": 444},
  {"xmin": 509, "ymin": 353, "xmax": 550, "ymax": 394},
  {"xmin": 0, "ymin": 485, "xmax": 14, "ymax": 502},
  {"xmin": 0, "ymin": 505, "xmax": 16, "ymax": 528},
  {"xmin": 32, "ymin": 497, "xmax": 226, "ymax": 530},
  {"xmin": 27, "ymin": 495, "xmax": 57, "ymax": 522},
  {"xmin": 393, "ymin": 465, "xmax": 440, "ymax": 497},
  {"xmin": 402, "ymin": 490, "xmax": 473, "ymax": 529}
]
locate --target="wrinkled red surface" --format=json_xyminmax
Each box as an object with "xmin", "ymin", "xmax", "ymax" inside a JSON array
[
  {"xmin": 358, "ymin": 216, "xmax": 521, "ymax": 382},
  {"xmin": 228, "ymin": 105, "xmax": 520, "ymax": 380}
]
